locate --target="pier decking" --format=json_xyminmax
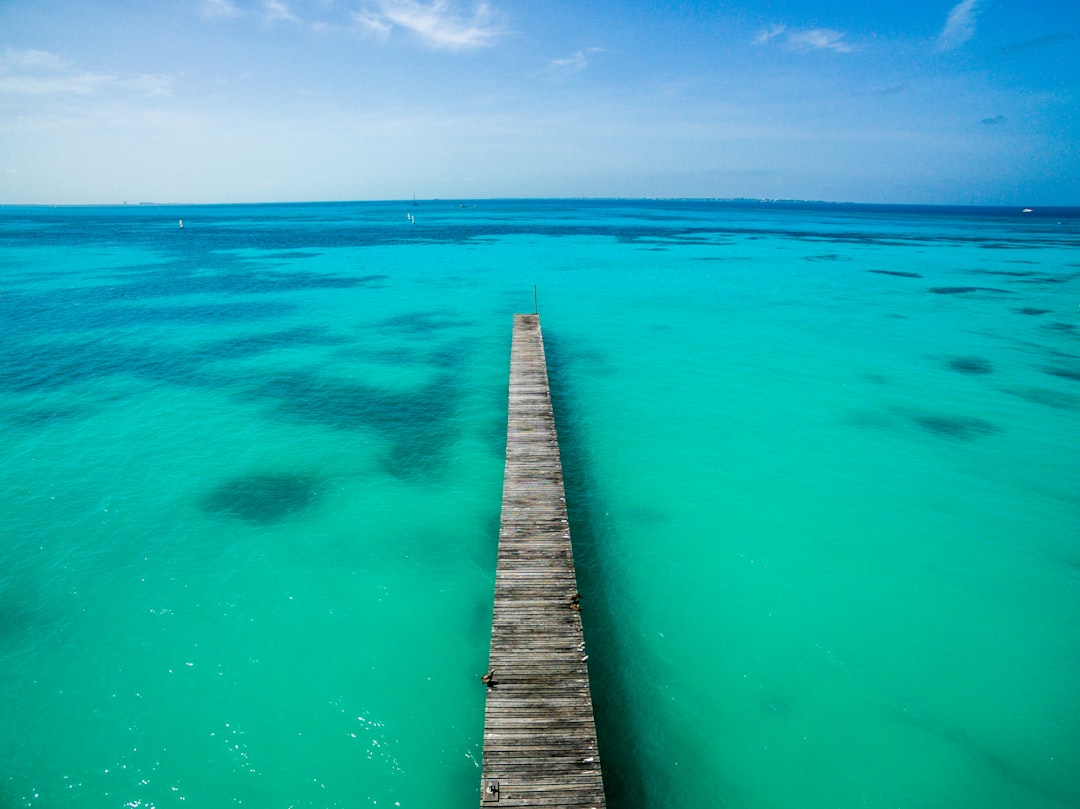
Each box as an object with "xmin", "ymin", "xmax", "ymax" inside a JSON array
[{"xmin": 480, "ymin": 314, "xmax": 606, "ymax": 808}]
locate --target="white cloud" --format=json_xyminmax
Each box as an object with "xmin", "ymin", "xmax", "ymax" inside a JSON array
[
  {"xmin": 353, "ymin": 9, "xmax": 392, "ymax": 37},
  {"xmin": 125, "ymin": 73, "xmax": 177, "ymax": 97},
  {"xmin": 789, "ymin": 28, "xmax": 852, "ymax": 53},
  {"xmin": 201, "ymin": 0, "xmax": 242, "ymax": 19},
  {"xmin": 0, "ymin": 48, "xmax": 111, "ymax": 95},
  {"xmin": 754, "ymin": 25, "xmax": 853, "ymax": 53},
  {"xmin": 356, "ymin": 1, "xmax": 504, "ymax": 51},
  {"xmin": 753, "ymin": 25, "xmax": 787, "ymax": 46},
  {"xmin": 201, "ymin": 0, "xmax": 300, "ymax": 25},
  {"xmin": 264, "ymin": 0, "xmax": 297, "ymax": 23},
  {"xmin": 0, "ymin": 48, "xmax": 175, "ymax": 98},
  {"xmin": 0, "ymin": 48, "xmax": 69, "ymax": 72},
  {"xmin": 938, "ymin": 0, "xmax": 979, "ymax": 51},
  {"xmin": 547, "ymin": 47, "xmax": 603, "ymax": 75}
]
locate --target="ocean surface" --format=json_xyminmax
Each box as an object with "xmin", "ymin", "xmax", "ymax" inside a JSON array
[{"xmin": 1, "ymin": 199, "xmax": 1078, "ymax": 809}]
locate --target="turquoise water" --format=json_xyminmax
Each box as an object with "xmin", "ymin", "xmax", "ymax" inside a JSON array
[{"xmin": 1, "ymin": 200, "xmax": 1078, "ymax": 808}]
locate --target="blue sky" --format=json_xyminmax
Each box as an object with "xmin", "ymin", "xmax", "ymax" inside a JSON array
[{"xmin": 1, "ymin": 0, "xmax": 1077, "ymax": 205}]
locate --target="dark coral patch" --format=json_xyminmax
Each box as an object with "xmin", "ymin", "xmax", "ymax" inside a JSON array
[
  {"xmin": 204, "ymin": 474, "xmax": 319, "ymax": 524},
  {"xmin": 250, "ymin": 370, "xmax": 461, "ymax": 481},
  {"xmin": 1017, "ymin": 276, "xmax": 1075, "ymax": 285},
  {"xmin": 928, "ymin": 286, "xmax": 1014, "ymax": 295},
  {"xmin": 947, "ymin": 356, "xmax": 994, "ymax": 375},
  {"xmin": 913, "ymin": 415, "xmax": 998, "ymax": 440},
  {"xmin": 1015, "ymin": 308, "xmax": 1050, "ymax": 316},
  {"xmin": 1044, "ymin": 367, "xmax": 1080, "ymax": 382},
  {"xmin": 970, "ymin": 269, "xmax": 1040, "ymax": 278},
  {"xmin": 0, "ymin": 592, "xmax": 39, "ymax": 642},
  {"xmin": 263, "ymin": 251, "xmax": 324, "ymax": 260},
  {"xmin": 196, "ymin": 327, "xmax": 350, "ymax": 362},
  {"xmin": 802, "ymin": 253, "xmax": 849, "ymax": 262},
  {"xmin": 869, "ymin": 270, "xmax": 922, "ymax": 278},
  {"xmin": 1002, "ymin": 387, "xmax": 1080, "ymax": 411},
  {"xmin": 6, "ymin": 405, "xmax": 87, "ymax": 429},
  {"xmin": 377, "ymin": 311, "xmax": 473, "ymax": 335}
]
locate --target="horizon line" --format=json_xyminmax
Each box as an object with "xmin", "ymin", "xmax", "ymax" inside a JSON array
[{"xmin": 2, "ymin": 196, "xmax": 1075, "ymax": 211}]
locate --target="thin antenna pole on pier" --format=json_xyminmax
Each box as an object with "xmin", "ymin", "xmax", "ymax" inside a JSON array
[{"xmin": 533, "ymin": 285, "xmax": 538, "ymax": 315}]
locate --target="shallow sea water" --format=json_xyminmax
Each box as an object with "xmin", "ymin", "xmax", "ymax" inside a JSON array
[{"xmin": 1, "ymin": 200, "xmax": 1078, "ymax": 808}]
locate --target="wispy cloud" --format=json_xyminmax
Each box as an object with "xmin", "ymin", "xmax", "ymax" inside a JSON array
[
  {"xmin": 201, "ymin": 0, "xmax": 242, "ymax": 19},
  {"xmin": 753, "ymin": 25, "xmax": 787, "ymax": 46},
  {"xmin": 353, "ymin": 9, "xmax": 393, "ymax": 37},
  {"xmin": 354, "ymin": 1, "xmax": 504, "ymax": 51},
  {"xmin": 264, "ymin": 0, "xmax": 297, "ymax": 23},
  {"xmin": 937, "ymin": 0, "xmax": 979, "ymax": 51},
  {"xmin": 754, "ymin": 25, "xmax": 853, "ymax": 53},
  {"xmin": 547, "ymin": 47, "xmax": 603, "ymax": 75},
  {"xmin": 0, "ymin": 48, "xmax": 111, "ymax": 95},
  {"xmin": 126, "ymin": 73, "xmax": 178, "ymax": 97},
  {"xmin": 0, "ymin": 48, "xmax": 175, "ymax": 97},
  {"xmin": 0, "ymin": 49, "xmax": 69, "ymax": 72},
  {"xmin": 790, "ymin": 28, "xmax": 852, "ymax": 53},
  {"xmin": 202, "ymin": 0, "xmax": 298, "ymax": 25}
]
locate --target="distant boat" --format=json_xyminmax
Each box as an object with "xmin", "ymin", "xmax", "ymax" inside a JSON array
[
  {"xmin": 1022, "ymin": 208, "xmax": 1033, "ymax": 213},
  {"xmin": 178, "ymin": 219, "xmax": 184, "ymax": 228},
  {"xmin": 412, "ymin": 195, "xmax": 418, "ymax": 207}
]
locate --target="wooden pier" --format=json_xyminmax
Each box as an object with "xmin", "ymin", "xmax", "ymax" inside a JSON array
[{"xmin": 480, "ymin": 314, "xmax": 606, "ymax": 808}]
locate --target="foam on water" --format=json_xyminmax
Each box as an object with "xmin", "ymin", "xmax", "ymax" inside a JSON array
[{"xmin": 1, "ymin": 200, "xmax": 1078, "ymax": 808}]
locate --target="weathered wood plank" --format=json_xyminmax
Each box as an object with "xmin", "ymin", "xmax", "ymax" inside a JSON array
[{"xmin": 479, "ymin": 314, "xmax": 606, "ymax": 808}]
